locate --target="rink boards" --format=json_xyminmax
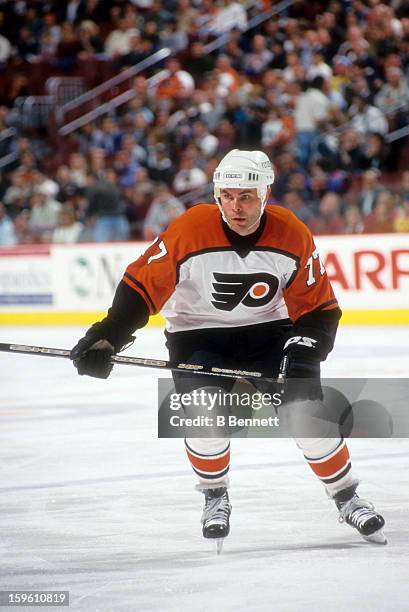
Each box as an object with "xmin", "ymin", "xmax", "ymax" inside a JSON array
[{"xmin": 0, "ymin": 234, "xmax": 408, "ymax": 325}]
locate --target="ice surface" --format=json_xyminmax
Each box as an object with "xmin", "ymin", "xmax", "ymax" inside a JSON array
[{"xmin": 1, "ymin": 326, "xmax": 408, "ymax": 611}]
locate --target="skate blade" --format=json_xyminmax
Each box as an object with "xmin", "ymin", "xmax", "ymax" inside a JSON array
[
  {"xmin": 205, "ymin": 537, "xmax": 225, "ymax": 555},
  {"xmin": 363, "ymin": 529, "xmax": 387, "ymax": 545},
  {"xmin": 215, "ymin": 538, "xmax": 224, "ymax": 555}
]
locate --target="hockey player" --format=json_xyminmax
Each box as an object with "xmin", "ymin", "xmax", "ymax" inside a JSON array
[{"xmin": 71, "ymin": 149, "xmax": 386, "ymax": 546}]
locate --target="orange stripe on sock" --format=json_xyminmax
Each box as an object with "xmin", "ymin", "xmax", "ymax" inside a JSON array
[
  {"xmin": 307, "ymin": 445, "xmax": 350, "ymax": 479},
  {"xmin": 186, "ymin": 448, "xmax": 230, "ymax": 474}
]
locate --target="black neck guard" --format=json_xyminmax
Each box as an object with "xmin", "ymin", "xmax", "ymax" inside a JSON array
[{"xmin": 221, "ymin": 213, "xmax": 267, "ymax": 258}]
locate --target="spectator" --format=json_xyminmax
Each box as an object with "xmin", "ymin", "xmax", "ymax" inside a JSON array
[
  {"xmin": 304, "ymin": 167, "xmax": 328, "ymax": 205},
  {"xmin": 282, "ymin": 191, "xmax": 314, "ymax": 225},
  {"xmin": 363, "ymin": 191, "xmax": 395, "ymax": 233},
  {"xmin": 159, "ymin": 19, "xmax": 188, "ymax": 54},
  {"xmin": 272, "ymin": 152, "xmax": 301, "ymax": 200},
  {"xmin": 236, "ymin": 98, "xmax": 268, "ymax": 148},
  {"xmin": 120, "ymin": 133, "xmax": 147, "ymax": 165},
  {"xmin": 76, "ymin": 20, "xmax": 104, "ymax": 58},
  {"xmin": 306, "ymin": 51, "xmax": 333, "ymax": 81},
  {"xmin": 358, "ymin": 169, "xmax": 383, "ymax": 216},
  {"xmin": 173, "ymin": 156, "xmax": 207, "ymax": 194},
  {"xmin": 336, "ymin": 128, "xmax": 366, "ymax": 172},
  {"xmin": 156, "ymin": 58, "xmax": 195, "ymax": 100},
  {"xmin": 13, "ymin": 138, "xmax": 42, "ymax": 169},
  {"xmin": 294, "ymin": 76, "xmax": 331, "ymax": 169},
  {"xmin": 141, "ymin": 0, "xmax": 173, "ymax": 31},
  {"xmin": 120, "ymin": 30, "xmax": 151, "ymax": 68},
  {"xmin": 1, "ymin": 73, "xmax": 30, "ymax": 108},
  {"xmin": 331, "ymin": 55, "xmax": 353, "ymax": 99},
  {"xmin": 56, "ymin": 21, "xmax": 82, "ymax": 69},
  {"xmin": 81, "ymin": 0, "xmax": 109, "ymax": 25},
  {"xmin": 52, "ymin": 205, "xmax": 83, "ymax": 243},
  {"xmin": 42, "ymin": 12, "xmax": 62, "ymax": 46},
  {"xmin": 287, "ymin": 171, "xmax": 310, "ymax": 202},
  {"xmin": 0, "ymin": 105, "xmax": 11, "ymax": 133},
  {"xmin": 282, "ymin": 51, "xmax": 303, "ymax": 83},
  {"xmin": 113, "ymin": 149, "xmax": 140, "ymax": 188},
  {"xmin": 192, "ymin": 120, "xmax": 219, "ymax": 157},
  {"xmin": 0, "ymin": 33, "xmax": 12, "ymax": 63},
  {"xmin": 36, "ymin": 29, "xmax": 59, "ymax": 62},
  {"xmin": 209, "ymin": 0, "xmax": 248, "ymax": 34},
  {"xmin": 361, "ymin": 133, "xmax": 390, "ymax": 171},
  {"xmin": 194, "ymin": 0, "xmax": 219, "ymax": 36},
  {"xmin": 194, "ymin": 88, "xmax": 226, "ymax": 131},
  {"xmin": 393, "ymin": 197, "xmax": 409, "ymax": 233},
  {"xmin": 16, "ymin": 152, "xmax": 39, "ymax": 184},
  {"xmin": 398, "ymin": 31, "xmax": 409, "ymax": 72},
  {"xmin": 143, "ymin": 183, "xmax": 185, "ymax": 240},
  {"xmin": 131, "ymin": 113, "xmax": 149, "ymax": 148},
  {"xmin": 68, "ymin": 152, "xmax": 88, "ymax": 188},
  {"xmin": 28, "ymin": 186, "xmax": 62, "ymax": 241},
  {"xmin": 16, "ymin": 27, "xmax": 39, "ymax": 59},
  {"xmin": 147, "ymin": 143, "xmax": 174, "ymax": 184},
  {"xmin": 0, "ymin": 0, "xmax": 407, "ymax": 242},
  {"xmin": 55, "ymin": 165, "xmax": 80, "ymax": 202},
  {"xmin": 338, "ymin": 25, "xmax": 370, "ymax": 59},
  {"xmin": 82, "ymin": 1, "xmax": 108, "ymax": 25},
  {"xmin": 0, "ymin": 202, "xmax": 16, "ymax": 245},
  {"xmin": 104, "ymin": 18, "xmax": 137, "ymax": 58},
  {"xmin": 133, "ymin": 167, "xmax": 154, "ymax": 199},
  {"xmin": 350, "ymin": 94, "xmax": 389, "ymax": 136},
  {"xmin": 85, "ymin": 169, "xmax": 130, "ymax": 242},
  {"xmin": 141, "ymin": 20, "xmax": 160, "ymax": 51},
  {"xmin": 213, "ymin": 55, "xmax": 241, "ymax": 97},
  {"xmin": 177, "ymin": 0, "xmax": 200, "ymax": 35},
  {"xmin": 125, "ymin": 186, "xmax": 152, "ymax": 240},
  {"xmin": 88, "ymin": 147, "xmax": 106, "ymax": 177},
  {"xmin": 64, "ymin": 0, "xmax": 85, "ymax": 24},
  {"xmin": 3, "ymin": 169, "xmax": 30, "ymax": 216},
  {"xmin": 244, "ymin": 35, "xmax": 273, "ymax": 76},
  {"xmin": 184, "ymin": 41, "xmax": 215, "ymax": 82},
  {"xmin": 77, "ymin": 121, "xmax": 97, "ymax": 154},
  {"xmin": 375, "ymin": 67, "xmax": 409, "ymax": 114},
  {"xmin": 309, "ymin": 192, "xmax": 346, "ymax": 234},
  {"xmin": 13, "ymin": 211, "xmax": 35, "ymax": 244},
  {"xmin": 214, "ymin": 118, "xmax": 236, "ymax": 155},
  {"xmin": 261, "ymin": 106, "xmax": 293, "ymax": 149},
  {"xmin": 126, "ymin": 79, "xmax": 155, "ymax": 123},
  {"xmin": 91, "ymin": 117, "xmax": 123, "ymax": 155},
  {"xmin": 400, "ymin": 171, "xmax": 409, "ymax": 202},
  {"xmin": 127, "ymin": 167, "xmax": 155, "ymax": 222},
  {"xmin": 34, "ymin": 172, "xmax": 60, "ymax": 200},
  {"xmin": 343, "ymin": 205, "xmax": 365, "ymax": 234}
]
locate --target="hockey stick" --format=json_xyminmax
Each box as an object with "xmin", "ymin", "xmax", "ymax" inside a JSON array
[{"xmin": 0, "ymin": 342, "xmax": 275, "ymax": 382}]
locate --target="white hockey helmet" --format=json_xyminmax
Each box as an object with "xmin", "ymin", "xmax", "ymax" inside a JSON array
[{"xmin": 213, "ymin": 149, "xmax": 275, "ymax": 209}]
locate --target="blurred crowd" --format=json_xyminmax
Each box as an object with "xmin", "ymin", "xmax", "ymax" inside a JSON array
[{"xmin": 0, "ymin": 0, "xmax": 409, "ymax": 246}]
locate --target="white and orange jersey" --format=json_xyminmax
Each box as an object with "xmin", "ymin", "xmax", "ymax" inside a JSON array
[{"xmin": 122, "ymin": 204, "xmax": 338, "ymax": 332}]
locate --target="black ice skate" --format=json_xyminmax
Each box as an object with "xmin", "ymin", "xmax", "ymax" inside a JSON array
[
  {"xmin": 335, "ymin": 487, "xmax": 386, "ymax": 545},
  {"xmin": 201, "ymin": 487, "xmax": 232, "ymax": 554}
]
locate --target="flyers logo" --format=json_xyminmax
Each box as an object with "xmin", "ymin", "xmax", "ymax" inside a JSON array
[{"xmin": 211, "ymin": 272, "xmax": 279, "ymax": 311}]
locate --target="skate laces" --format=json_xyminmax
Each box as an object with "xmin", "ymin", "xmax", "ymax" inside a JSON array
[
  {"xmin": 338, "ymin": 495, "xmax": 376, "ymax": 528},
  {"xmin": 202, "ymin": 492, "xmax": 230, "ymax": 526}
]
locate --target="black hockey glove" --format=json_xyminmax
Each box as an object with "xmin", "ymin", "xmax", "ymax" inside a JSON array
[
  {"xmin": 71, "ymin": 337, "xmax": 114, "ymax": 379},
  {"xmin": 279, "ymin": 334, "xmax": 323, "ymax": 402},
  {"xmin": 70, "ymin": 321, "xmax": 133, "ymax": 379},
  {"xmin": 70, "ymin": 280, "xmax": 148, "ymax": 379}
]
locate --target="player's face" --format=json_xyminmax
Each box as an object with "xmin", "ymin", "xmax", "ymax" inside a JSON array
[{"xmin": 219, "ymin": 187, "xmax": 262, "ymax": 235}]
